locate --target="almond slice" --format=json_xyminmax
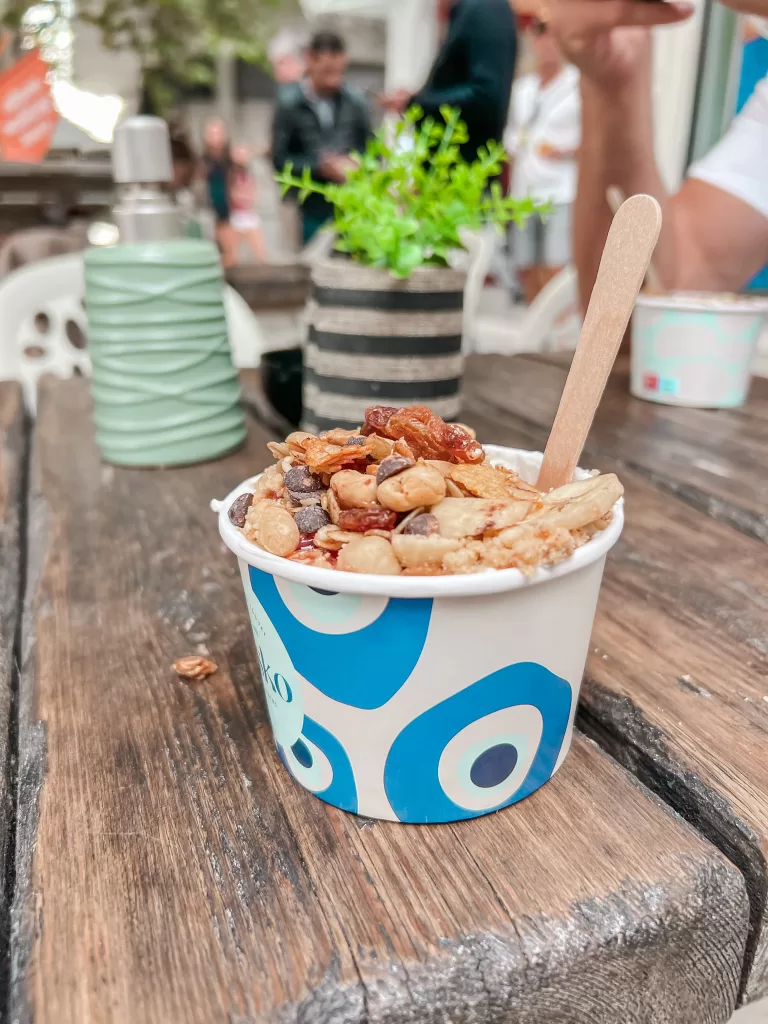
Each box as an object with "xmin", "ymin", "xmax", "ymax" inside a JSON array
[
  {"xmin": 431, "ymin": 497, "xmax": 531, "ymax": 538},
  {"xmin": 533, "ymin": 474, "xmax": 623, "ymax": 530}
]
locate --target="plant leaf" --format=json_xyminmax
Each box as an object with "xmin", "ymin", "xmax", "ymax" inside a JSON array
[{"xmin": 273, "ymin": 105, "xmax": 546, "ymax": 278}]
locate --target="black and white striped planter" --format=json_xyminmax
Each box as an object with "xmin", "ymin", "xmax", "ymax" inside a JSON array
[{"xmin": 303, "ymin": 260, "xmax": 466, "ymax": 433}]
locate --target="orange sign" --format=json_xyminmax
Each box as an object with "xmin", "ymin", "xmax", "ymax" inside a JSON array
[{"xmin": 0, "ymin": 50, "xmax": 58, "ymax": 163}]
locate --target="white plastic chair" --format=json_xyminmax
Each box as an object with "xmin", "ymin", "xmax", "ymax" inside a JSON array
[
  {"xmin": 519, "ymin": 264, "xmax": 580, "ymax": 353},
  {"xmin": 471, "ymin": 265, "xmax": 580, "ymax": 356},
  {"xmin": 0, "ymin": 251, "xmax": 267, "ymax": 411},
  {"xmin": 459, "ymin": 227, "xmax": 496, "ymax": 353}
]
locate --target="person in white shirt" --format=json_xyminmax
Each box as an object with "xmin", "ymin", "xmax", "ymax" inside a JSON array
[
  {"xmin": 505, "ymin": 18, "xmax": 581, "ymax": 302},
  {"xmin": 538, "ymin": 1, "xmax": 768, "ymax": 313}
]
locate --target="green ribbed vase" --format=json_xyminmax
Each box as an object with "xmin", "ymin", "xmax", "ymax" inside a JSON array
[{"xmin": 84, "ymin": 240, "xmax": 246, "ymax": 467}]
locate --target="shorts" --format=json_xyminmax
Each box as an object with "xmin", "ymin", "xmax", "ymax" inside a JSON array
[
  {"xmin": 231, "ymin": 210, "xmax": 262, "ymax": 232},
  {"xmin": 511, "ymin": 203, "xmax": 572, "ymax": 268}
]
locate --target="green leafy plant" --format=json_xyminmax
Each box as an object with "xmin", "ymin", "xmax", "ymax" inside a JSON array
[{"xmin": 276, "ymin": 105, "xmax": 547, "ymax": 279}]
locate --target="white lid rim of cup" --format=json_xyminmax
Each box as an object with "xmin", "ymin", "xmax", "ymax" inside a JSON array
[
  {"xmin": 635, "ymin": 292, "xmax": 768, "ymax": 314},
  {"xmin": 214, "ymin": 445, "xmax": 624, "ymax": 600}
]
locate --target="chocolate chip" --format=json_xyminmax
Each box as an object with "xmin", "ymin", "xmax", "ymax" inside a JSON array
[
  {"xmin": 294, "ymin": 506, "xmax": 331, "ymax": 534},
  {"xmin": 347, "ymin": 436, "xmax": 366, "ymax": 446},
  {"xmin": 403, "ymin": 513, "xmax": 440, "ymax": 536},
  {"xmin": 376, "ymin": 455, "xmax": 413, "ymax": 485},
  {"xmin": 288, "ymin": 489, "xmax": 324, "ymax": 507},
  {"xmin": 228, "ymin": 492, "xmax": 253, "ymax": 528},
  {"xmin": 284, "ymin": 465, "xmax": 323, "ymax": 494}
]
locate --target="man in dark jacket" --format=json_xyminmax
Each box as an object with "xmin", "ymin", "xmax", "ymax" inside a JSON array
[
  {"xmin": 272, "ymin": 31, "xmax": 372, "ymax": 243},
  {"xmin": 382, "ymin": 0, "xmax": 517, "ymax": 161}
]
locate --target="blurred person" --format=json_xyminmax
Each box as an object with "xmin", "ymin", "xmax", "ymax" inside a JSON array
[
  {"xmin": 229, "ymin": 143, "xmax": 267, "ymax": 262},
  {"xmin": 170, "ymin": 129, "xmax": 200, "ymax": 210},
  {"xmin": 381, "ymin": 0, "xmax": 518, "ymax": 161},
  {"xmin": 271, "ymin": 31, "xmax": 372, "ymax": 244},
  {"xmin": 268, "ymin": 30, "xmax": 305, "ymax": 87},
  {"xmin": 506, "ymin": 17, "xmax": 580, "ymax": 303},
  {"xmin": 171, "ymin": 135, "xmax": 196, "ymax": 193},
  {"xmin": 267, "ymin": 30, "xmax": 305, "ymax": 254},
  {"xmin": 541, "ymin": 2, "xmax": 768, "ymax": 312},
  {"xmin": 203, "ymin": 118, "xmax": 238, "ymax": 266},
  {"xmin": 170, "ymin": 132, "xmax": 209, "ymax": 241},
  {"xmin": 170, "ymin": 133, "xmax": 198, "ymax": 236}
]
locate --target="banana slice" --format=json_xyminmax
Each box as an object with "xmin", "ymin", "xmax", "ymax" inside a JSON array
[
  {"xmin": 533, "ymin": 474, "xmax": 623, "ymax": 530},
  {"xmin": 431, "ymin": 497, "xmax": 532, "ymax": 538}
]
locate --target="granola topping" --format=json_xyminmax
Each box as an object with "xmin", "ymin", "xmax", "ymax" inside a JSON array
[{"xmin": 229, "ymin": 405, "xmax": 623, "ymax": 576}]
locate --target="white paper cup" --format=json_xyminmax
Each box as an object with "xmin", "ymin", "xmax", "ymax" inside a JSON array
[
  {"xmin": 214, "ymin": 447, "xmax": 623, "ymax": 823},
  {"xmin": 631, "ymin": 292, "xmax": 768, "ymax": 408}
]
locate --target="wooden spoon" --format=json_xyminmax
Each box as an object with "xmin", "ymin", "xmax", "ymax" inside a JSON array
[
  {"xmin": 607, "ymin": 186, "xmax": 665, "ymax": 294},
  {"xmin": 536, "ymin": 194, "xmax": 662, "ymax": 493}
]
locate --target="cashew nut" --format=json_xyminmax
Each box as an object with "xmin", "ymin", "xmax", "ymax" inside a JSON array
[
  {"xmin": 337, "ymin": 536, "xmax": 402, "ymax": 575},
  {"xmin": 377, "ymin": 463, "xmax": 446, "ymax": 512},
  {"xmin": 331, "ymin": 469, "xmax": 379, "ymax": 510}
]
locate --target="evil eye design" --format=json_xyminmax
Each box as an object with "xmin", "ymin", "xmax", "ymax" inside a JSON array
[
  {"xmin": 384, "ymin": 662, "xmax": 572, "ymax": 823},
  {"xmin": 279, "ymin": 715, "xmax": 358, "ymax": 814},
  {"xmin": 248, "ymin": 567, "xmax": 432, "ymax": 709},
  {"xmin": 274, "ymin": 578, "xmax": 389, "ymax": 633},
  {"xmin": 281, "ymin": 733, "xmax": 333, "ymax": 792},
  {"xmin": 438, "ymin": 705, "xmax": 543, "ymax": 814}
]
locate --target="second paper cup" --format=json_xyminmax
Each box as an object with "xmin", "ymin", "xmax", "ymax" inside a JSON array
[{"xmin": 631, "ymin": 291, "xmax": 768, "ymax": 408}]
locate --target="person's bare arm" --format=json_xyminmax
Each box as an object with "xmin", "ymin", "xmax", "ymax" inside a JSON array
[
  {"xmin": 574, "ymin": 64, "xmax": 670, "ymax": 311},
  {"xmin": 545, "ymin": 0, "xmax": 766, "ymax": 310},
  {"xmin": 576, "ymin": 68, "xmax": 768, "ymax": 305},
  {"xmin": 668, "ymin": 179, "xmax": 768, "ymax": 290}
]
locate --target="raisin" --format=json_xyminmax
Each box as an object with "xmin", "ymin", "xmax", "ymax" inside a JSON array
[
  {"xmin": 443, "ymin": 422, "xmax": 485, "ymax": 464},
  {"xmin": 376, "ymin": 455, "xmax": 413, "ymax": 484},
  {"xmin": 385, "ymin": 406, "xmax": 484, "ymax": 464},
  {"xmin": 337, "ymin": 508, "xmax": 398, "ymax": 533},
  {"xmin": 362, "ymin": 406, "xmax": 398, "ymax": 436},
  {"xmin": 284, "ymin": 465, "xmax": 324, "ymax": 493},
  {"xmin": 295, "ymin": 506, "xmax": 331, "ymax": 534},
  {"xmin": 228, "ymin": 492, "xmax": 253, "ymax": 528},
  {"xmin": 403, "ymin": 513, "xmax": 440, "ymax": 536}
]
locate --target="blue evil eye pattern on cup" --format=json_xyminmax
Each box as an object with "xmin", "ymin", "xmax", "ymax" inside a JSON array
[
  {"xmin": 248, "ymin": 567, "xmax": 432, "ymax": 709},
  {"xmin": 278, "ymin": 715, "xmax": 358, "ymax": 814},
  {"xmin": 384, "ymin": 662, "xmax": 572, "ymax": 823},
  {"xmin": 470, "ymin": 743, "xmax": 518, "ymax": 787}
]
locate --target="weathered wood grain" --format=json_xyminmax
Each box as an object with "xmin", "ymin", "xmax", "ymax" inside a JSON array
[
  {"xmin": 464, "ymin": 354, "xmax": 768, "ymax": 542},
  {"xmin": 10, "ymin": 376, "xmax": 749, "ymax": 1024},
  {"xmin": 462, "ymin": 382, "xmax": 768, "ymax": 1003},
  {"xmin": 0, "ymin": 383, "xmax": 25, "ymax": 996}
]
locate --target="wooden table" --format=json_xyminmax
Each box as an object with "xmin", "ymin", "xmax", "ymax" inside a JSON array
[
  {"xmin": 0, "ymin": 355, "xmax": 766, "ymax": 1023},
  {"xmin": 0, "ymin": 159, "xmax": 113, "ymax": 232},
  {"xmin": 463, "ymin": 355, "xmax": 768, "ymax": 1002}
]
